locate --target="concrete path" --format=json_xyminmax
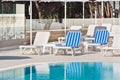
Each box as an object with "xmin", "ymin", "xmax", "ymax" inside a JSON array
[{"xmin": 0, "ymin": 49, "xmax": 120, "ymax": 71}]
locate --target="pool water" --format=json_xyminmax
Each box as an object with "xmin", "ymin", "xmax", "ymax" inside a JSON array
[{"xmin": 0, "ymin": 62, "xmax": 120, "ymax": 80}]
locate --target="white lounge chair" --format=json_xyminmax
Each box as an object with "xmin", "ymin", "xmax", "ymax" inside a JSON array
[
  {"xmin": 19, "ymin": 32, "xmax": 50, "ymax": 55},
  {"xmin": 107, "ymin": 25, "xmax": 120, "ymax": 48},
  {"xmin": 102, "ymin": 33, "xmax": 120, "ymax": 56},
  {"xmin": 84, "ymin": 25, "xmax": 107, "ymax": 45},
  {"xmin": 84, "ymin": 30, "xmax": 109, "ymax": 52},
  {"xmin": 54, "ymin": 31, "xmax": 83, "ymax": 56},
  {"xmin": 110, "ymin": 25, "xmax": 120, "ymax": 37}
]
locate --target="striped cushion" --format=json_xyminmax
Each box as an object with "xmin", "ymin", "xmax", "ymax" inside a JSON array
[
  {"xmin": 65, "ymin": 31, "xmax": 81, "ymax": 48},
  {"xmin": 94, "ymin": 30, "xmax": 109, "ymax": 45}
]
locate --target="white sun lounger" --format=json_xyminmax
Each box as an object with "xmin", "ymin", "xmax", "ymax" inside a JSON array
[
  {"xmin": 54, "ymin": 31, "xmax": 82, "ymax": 56},
  {"xmin": 84, "ymin": 30, "xmax": 109, "ymax": 52},
  {"xmin": 102, "ymin": 32, "xmax": 120, "ymax": 56},
  {"xmin": 110, "ymin": 25, "xmax": 120, "ymax": 37},
  {"xmin": 19, "ymin": 32, "xmax": 50, "ymax": 55}
]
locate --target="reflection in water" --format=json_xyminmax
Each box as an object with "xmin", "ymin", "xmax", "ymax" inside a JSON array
[
  {"xmin": 1, "ymin": 62, "xmax": 120, "ymax": 80},
  {"xmin": 66, "ymin": 62, "xmax": 81, "ymax": 80},
  {"xmin": 49, "ymin": 64, "xmax": 64, "ymax": 80}
]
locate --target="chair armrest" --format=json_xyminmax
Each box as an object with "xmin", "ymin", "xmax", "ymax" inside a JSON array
[
  {"xmin": 81, "ymin": 35, "xmax": 94, "ymax": 41},
  {"xmin": 84, "ymin": 37, "xmax": 95, "ymax": 41}
]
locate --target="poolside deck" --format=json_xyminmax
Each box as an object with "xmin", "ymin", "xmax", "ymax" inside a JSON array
[{"xmin": 0, "ymin": 49, "xmax": 120, "ymax": 71}]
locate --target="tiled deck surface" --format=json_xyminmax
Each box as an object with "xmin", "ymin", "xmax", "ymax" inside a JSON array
[{"xmin": 0, "ymin": 49, "xmax": 120, "ymax": 71}]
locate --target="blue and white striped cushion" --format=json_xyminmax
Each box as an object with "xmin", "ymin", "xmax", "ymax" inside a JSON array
[
  {"xmin": 101, "ymin": 30, "xmax": 109, "ymax": 44},
  {"xmin": 65, "ymin": 31, "xmax": 73, "ymax": 47},
  {"xmin": 94, "ymin": 30, "xmax": 109, "ymax": 45},
  {"xmin": 65, "ymin": 31, "xmax": 81, "ymax": 48}
]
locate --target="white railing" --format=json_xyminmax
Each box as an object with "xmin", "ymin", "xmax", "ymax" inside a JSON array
[{"xmin": 25, "ymin": 18, "xmax": 120, "ymax": 30}]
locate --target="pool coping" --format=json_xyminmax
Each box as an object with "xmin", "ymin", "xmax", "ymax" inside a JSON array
[{"xmin": 0, "ymin": 61, "xmax": 118, "ymax": 72}]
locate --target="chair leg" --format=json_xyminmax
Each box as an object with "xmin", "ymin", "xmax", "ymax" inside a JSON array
[
  {"xmin": 35, "ymin": 48, "xmax": 40, "ymax": 55},
  {"xmin": 85, "ymin": 44, "xmax": 88, "ymax": 52},
  {"xmin": 29, "ymin": 48, "xmax": 33, "ymax": 54},
  {"xmin": 42, "ymin": 46, "xmax": 45, "ymax": 54},
  {"xmin": 23, "ymin": 48, "xmax": 26, "ymax": 54},
  {"xmin": 112, "ymin": 50, "xmax": 115, "ymax": 55},
  {"xmin": 53, "ymin": 48, "xmax": 59, "ymax": 55},
  {"xmin": 19, "ymin": 47, "xmax": 27, "ymax": 55},
  {"xmin": 72, "ymin": 48, "xmax": 75, "ymax": 56},
  {"xmin": 63, "ymin": 49, "xmax": 66, "ymax": 55},
  {"xmin": 20, "ymin": 47, "xmax": 24, "ymax": 55},
  {"xmin": 100, "ymin": 46, "xmax": 103, "ymax": 54},
  {"xmin": 101, "ymin": 49, "xmax": 105, "ymax": 55},
  {"xmin": 49, "ymin": 47, "xmax": 53, "ymax": 54},
  {"xmin": 81, "ymin": 48, "xmax": 84, "ymax": 54},
  {"xmin": 83, "ymin": 42, "xmax": 88, "ymax": 53},
  {"xmin": 104, "ymin": 49, "xmax": 108, "ymax": 56}
]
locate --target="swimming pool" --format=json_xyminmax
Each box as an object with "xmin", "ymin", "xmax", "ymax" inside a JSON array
[{"xmin": 0, "ymin": 62, "xmax": 120, "ymax": 80}]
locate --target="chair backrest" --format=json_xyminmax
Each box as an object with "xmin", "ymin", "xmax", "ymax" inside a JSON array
[
  {"xmin": 94, "ymin": 30, "xmax": 109, "ymax": 45},
  {"xmin": 87, "ymin": 24, "xmax": 99, "ymax": 36},
  {"xmin": 33, "ymin": 32, "xmax": 50, "ymax": 46},
  {"xmin": 101, "ymin": 23, "xmax": 112, "ymax": 32},
  {"xmin": 110, "ymin": 25, "xmax": 120, "ymax": 37},
  {"xmin": 112, "ymin": 33, "xmax": 120, "ymax": 48},
  {"xmin": 70, "ymin": 26, "xmax": 82, "ymax": 30},
  {"xmin": 65, "ymin": 31, "xmax": 81, "ymax": 48},
  {"xmin": 94, "ymin": 26, "xmax": 106, "ymax": 36}
]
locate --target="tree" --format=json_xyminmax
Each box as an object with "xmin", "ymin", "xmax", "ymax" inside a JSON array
[
  {"xmin": 104, "ymin": 1, "xmax": 112, "ymax": 18},
  {"xmin": 33, "ymin": 2, "xmax": 64, "ymax": 30}
]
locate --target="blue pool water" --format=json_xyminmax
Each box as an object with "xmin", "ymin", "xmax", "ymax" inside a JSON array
[{"xmin": 0, "ymin": 62, "xmax": 120, "ymax": 80}]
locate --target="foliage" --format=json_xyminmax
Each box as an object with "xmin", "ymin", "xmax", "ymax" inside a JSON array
[{"xmin": 0, "ymin": 1, "xmax": 119, "ymax": 19}]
